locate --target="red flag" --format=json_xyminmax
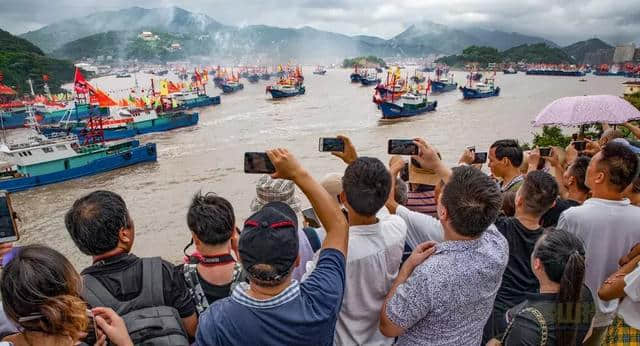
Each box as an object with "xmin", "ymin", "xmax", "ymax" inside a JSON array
[
  {"xmin": 194, "ymin": 69, "xmax": 202, "ymax": 82},
  {"xmin": 42, "ymin": 74, "xmax": 49, "ymax": 82},
  {"xmin": 74, "ymin": 68, "xmax": 95, "ymax": 94}
]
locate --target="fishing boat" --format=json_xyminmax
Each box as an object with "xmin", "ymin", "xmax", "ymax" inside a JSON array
[
  {"xmin": 430, "ymin": 77, "xmax": 458, "ymax": 93},
  {"xmin": 375, "ymin": 67, "xmax": 384, "ymax": 73},
  {"xmin": 260, "ymin": 71, "xmax": 271, "ymax": 80},
  {"xmin": 503, "ymin": 67, "xmax": 517, "ymax": 74},
  {"xmin": 459, "ymin": 78, "xmax": 500, "ymax": 99},
  {"xmin": 379, "ymin": 92, "xmax": 437, "ymax": 120},
  {"xmin": 36, "ymin": 104, "xmax": 110, "ymax": 125},
  {"xmin": 247, "ymin": 73, "xmax": 260, "ymax": 83},
  {"xmin": 360, "ymin": 72, "xmax": 381, "ymax": 86},
  {"xmin": 313, "ymin": 66, "xmax": 327, "ymax": 75},
  {"xmin": 410, "ymin": 71, "xmax": 426, "ymax": 84},
  {"xmin": 153, "ymin": 69, "xmax": 169, "ymax": 76},
  {"xmin": 526, "ymin": 64, "xmax": 586, "ymax": 76},
  {"xmin": 171, "ymin": 91, "xmax": 221, "ymax": 108},
  {"xmin": 0, "ymin": 112, "xmax": 26, "ymax": 129},
  {"xmin": 0, "ymin": 133, "xmax": 157, "ymax": 192},
  {"xmin": 266, "ymin": 67, "xmax": 305, "ymax": 99},
  {"xmin": 469, "ymin": 72, "xmax": 483, "ymax": 81},
  {"xmin": 350, "ymin": 66, "xmax": 363, "ymax": 83},
  {"xmin": 116, "ymin": 72, "xmax": 131, "ymax": 78},
  {"xmin": 221, "ymin": 80, "xmax": 244, "ymax": 94}
]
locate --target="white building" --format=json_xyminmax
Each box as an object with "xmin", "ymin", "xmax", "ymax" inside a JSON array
[{"xmin": 139, "ymin": 31, "xmax": 158, "ymax": 41}]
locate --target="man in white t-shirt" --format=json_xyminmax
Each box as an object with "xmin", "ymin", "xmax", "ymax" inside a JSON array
[
  {"xmin": 558, "ymin": 140, "xmax": 640, "ymax": 345},
  {"xmin": 329, "ymin": 136, "xmax": 407, "ymax": 346}
]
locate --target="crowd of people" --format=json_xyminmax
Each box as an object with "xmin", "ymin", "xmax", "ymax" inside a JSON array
[{"xmin": 0, "ymin": 123, "xmax": 640, "ymax": 346}]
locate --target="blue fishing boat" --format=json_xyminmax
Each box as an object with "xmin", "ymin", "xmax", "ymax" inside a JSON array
[
  {"xmin": 260, "ymin": 73, "xmax": 271, "ymax": 80},
  {"xmin": 459, "ymin": 79, "xmax": 500, "ymax": 99},
  {"xmin": 379, "ymin": 93, "xmax": 437, "ymax": 120},
  {"xmin": 503, "ymin": 67, "xmax": 517, "ymax": 74},
  {"xmin": 430, "ymin": 79, "xmax": 458, "ymax": 93},
  {"xmin": 221, "ymin": 81, "xmax": 244, "ymax": 94},
  {"xmin": 266, "ymin": 84, "xmax": 305, "ymax": 99},
  {"xmin": 0, "ymin": 136, "xmax": 157, "ymax": 192},
  {"xmin": 0, "ymin": 112, "xmax": 27, "ymax": 129},
  {"xmin": 350, "ymin": 66, "xmax": 363, "ymax": 83},
  {"xmin": 37, "ymin": 104, "xmax": 110, "ymax": 125},
  {"xmin": 171, "ymin": 92, "xmax": 220, "ymax": 109},
  {"xmin": 526, "ymin": 69, "xmax": 585, "ymax": 76},
  {"xmin": 360, "ymin": 74, "xmax": 381, "ymax": 86},
  {"xmin": 213, "ymin": 77, "xmax": 225, "ymax": 87},
  {"xmin": 247, "ymin": 74, "xmax": 260, "ymax": 83}
]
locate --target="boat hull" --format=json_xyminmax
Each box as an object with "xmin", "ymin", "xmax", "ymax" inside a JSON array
[
  {"xmin": 247, "ymin": 75, "xmax": 260, "ymax": 83},
  {"xmin": 431, "ymin": 81, "xmax": 458, "ymax": 93},
  {"xmin": 460, "ymin": 86, "xmax": 501, "ymax": 99},
  {"xmin": 180, "ymin": 95, "xmax": 220, "ymax": 109},
  {"xmin": 360, "ymin": 78, "xmax": 381, "ymax": 86},
  {"xmin": 0, "ymin": 113, "xmax": 27, "ymax": 129},
  {"xmin": 503, "ymin": 70, "xmax": 518, "ymax": 74},
  {"xmin": 379, "ymin": 101, "xmax": 437, "ymax": 119},
  {"xmin": 0, "ymin": 141, "xmax": 157, "ymax": 192},
  {"xmin": 350, "ymin": 73, "xmax": 362, "ymax": 83},
  {"xmin": 526, "ymin": 70, "xmax": 586, "ymax": 77},
  {"xmin": 269, "ymin": 86, "xmax": 306, "ymax": 99},
  {"xmin": 221, "ymin": 84, "xmax": 244, "ymax": 94}
]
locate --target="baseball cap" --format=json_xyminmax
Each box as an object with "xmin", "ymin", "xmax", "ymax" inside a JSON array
[{"xmin": 239, "ymin": 202, "xmax": 299, "ymax": 282}]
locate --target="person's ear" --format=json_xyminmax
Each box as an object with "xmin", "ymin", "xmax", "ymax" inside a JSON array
[
  {"xmin": 192, "ymin": 232, "xmax": 202, "ymax": 247},
  {"xmin": 594, "ymin": 171, "xmax": 606, "ymax": 185},
  {"xmin": 119, "ymin": 227, "xmax": 133, "ymax": 245},
  {"xmin": 532, "ymin": 257, "xmax": 543, "ymax": 271},
  {"xmin": 515, "ymin": 192, "xmax": 524, "ymax": 208},
  {"xmin": 339, "ymin": 191, "xmax": 347, "ymax": 205}
]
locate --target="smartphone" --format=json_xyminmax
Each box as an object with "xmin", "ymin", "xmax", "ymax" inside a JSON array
[
  {"xmin": 388, "ymin": 139, "xmax": 418, "ymax": 155},
  {"xmin": 86, "ymin": 309, "xmax": 99, "ymax": 342},
  {"xmin": 573, "ymin": 141, "xmax": 586, "ymax": 151},
  {"xmin": 0, "ymin": 192, "xmax": 18, "ymax": 244},
  {"xmin": 539, "ymin": 147, "xmax": 551, "ymax": 157},
  {"xmin": 473, "ymin": 152, "xmax": 488, "ymax": 164},
  {"xmin": 318, "ymin": 138, "xmax": 345, "ymax": 152},
  {"xmin": 301, "ymin": 207, "xmax": 321, "ymax": 228},
  {"xmin": 244, "ymin": 152, "xmax": 276, "ymax": 174}
]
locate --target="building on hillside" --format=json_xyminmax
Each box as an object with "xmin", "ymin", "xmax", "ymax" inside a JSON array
[
  {"xmin": 613, "ymin": 44, "xmax": 636, "ymax": 64},
  {"xmin": 169, "ymin": 43, "xmax": 182, "ymax": 51},
  {"xmin": 139, "ymin": 32, "xmax": 158, "ymax": 41},
  {"xmin": 584, "ymin": 48, "xmax": 614, "ymax": 66}
]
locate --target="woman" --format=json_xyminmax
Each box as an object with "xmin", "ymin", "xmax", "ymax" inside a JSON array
[
  {"xmin": 599, "ymin": 243, "xmax": 640, "ymax": 345},
  {"xmin": 489, "ymin": 229, "xmax": 595, "ymax": 345},
  {"xmin": 1, "ymin": 244, "xmax": 132, "ymax": 346}
]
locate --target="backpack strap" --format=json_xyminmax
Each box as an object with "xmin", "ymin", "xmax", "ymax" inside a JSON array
[
  {"xmin": 82, "ymin": 274, "xmax": 126, "ymax": 314},
  {"xmin": 501, "ymin": 306, "xmax": 548, "ymax": 346},
  {"xmin": 138, "ymin": 257, "xmax": 165, "ymax": 307},
  {"xmin": 183, "ymin": 263, "xmax": 209, "ymax": 315}
]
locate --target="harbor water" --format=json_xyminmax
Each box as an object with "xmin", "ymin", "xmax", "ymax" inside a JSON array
[{"xmin": 9, "ymin": 68, "xmax": 629, "ymax": 269}]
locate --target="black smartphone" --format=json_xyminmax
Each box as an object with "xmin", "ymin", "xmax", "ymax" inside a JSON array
[
  {"xmin": 244, "ymin": 152, "xmax": 276, "ymax": 174},
  {"xmin": 573, "ymin": 141, "xmax": 586, "ymax": 151},
  {"xmin": 0, "ymin": 192, "xmax": 18, "ymax": 244},
  {"xmin": 473, "ymin": 152, "xmax": 487, "ymax": 164},
  {"xmin": 388, "ymin": 139, "xmax": 418, "ymax": 155},
  {"xmin": 301, "ymin": 208, "xmax": 321, "ymax": 228},
  {"xmin": 539, "ymin": 147, "xmax": 551, "ymax": 157},
  {"xmin": 318, "ymin": 138, "xmax": 345, "ymax": 152}
]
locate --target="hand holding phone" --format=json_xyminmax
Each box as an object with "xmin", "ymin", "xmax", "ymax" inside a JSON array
[
  {"xmin": 244, "ymin": 152, "xmax": 276, "ymax": 174},
  {"xmin": 319, "ymin": 138, "xmax": 345, "ymax": 152},
  {"xmin": 473, "ymin": 152, "xmax": 488, "ymax": 164},
  {"xmin": 388, "ymin": 139, "xmax": 418, "ymax": 155},
  {"xmin": 302, "ymin": 208, "xmax": 321, "ymax": 228},
  {"xmin": 572, "ymin": 141, "xmax": 586, "ymax": 151},
  {"xmin": 539, "ymin": 147, "xmax": 551, "ymax": 157}
]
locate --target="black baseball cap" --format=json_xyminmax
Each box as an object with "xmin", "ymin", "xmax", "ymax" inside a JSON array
[{"xmin": 239, "ymin": 202, "xmax": 299, "ymax": 282}]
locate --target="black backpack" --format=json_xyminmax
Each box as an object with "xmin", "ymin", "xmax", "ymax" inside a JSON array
[{"xmin": 83, "ymin": 257, "xmax": 189, "ymax": 346}]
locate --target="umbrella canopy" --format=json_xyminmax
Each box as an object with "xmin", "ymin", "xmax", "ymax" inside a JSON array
[{"xmin": 533, "ymin": 95, "xmax": 640, "ymax": 127}]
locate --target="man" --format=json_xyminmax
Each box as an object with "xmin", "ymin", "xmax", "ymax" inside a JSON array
[
  {"xmin": 558, "ymin": 141, "xmax": 640, "ymax": 346},
  {"xmin": 331, "ymin": 136, "xmax": 408, "ymax": 345},
  {"xmin": 177, "ymin": 192, "xmax": 245, "ymax": 315},
  {"xmin": 380, "ymin": 139, "xmax": 508, "ymax": 345},
  {"xmin": 196, "ymin": 148, "xmax": 349, "ymax": 345},
  {"xmin": 488, "ymin": 139, "xmax": 525, "ymax": 193},
  {"xmin": 64, "ymin": 190, "xmax": 197, "ymax": 341},
  {"xmin": 483, "ymin": 170, "xmax": 559, "ymax": 342},
  {"xmin": 540, "ymin": 154, "xmax": 591, "ymax": 227}
]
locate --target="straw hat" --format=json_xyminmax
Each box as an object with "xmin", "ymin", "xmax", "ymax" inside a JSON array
[
  {"xmin": 408, "ymin": 162, "xmax": 441, "ymax": 186},
  {"xmin": 320, "ymin": 173, "xmax": 343, "ymax": 204},
  {"xmin": 250, "ymin": 175, "xmax": 301, "ymax": 212}
]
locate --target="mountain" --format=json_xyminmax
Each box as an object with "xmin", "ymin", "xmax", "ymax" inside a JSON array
[
  {"xmin": 469, "ymin": 29, "xmax": 558, "ymax": 50},
  {"xmin": 562, "ymin": 38, "xmax": 613, "ymax": 64},
  {"xmin": 0, "ymin": 28, "xmax": 76, "ymax": 94},
  {"xmin": 502, "ymin": 43, "xmax": 574, "ymax": 64},
  {"xmin": 21, "ymin": 6, "xmax": 227, "ymax": 52}
]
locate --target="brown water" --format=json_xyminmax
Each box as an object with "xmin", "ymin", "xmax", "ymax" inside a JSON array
[{"xmin": 10, "ymin": 68, "xmax": 628, "ymax": 269}]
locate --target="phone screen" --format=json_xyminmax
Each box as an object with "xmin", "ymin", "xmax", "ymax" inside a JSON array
[
  {"xmin": 539, "ymin": 147, "xmax": 551, "ymax": 157},
  {"xmin": 573, "ymin": 141, "xmax": 586, "ymax": 151},
  {"xmin": 301, "ymin": 208, "xmax": 320, "ymax": 228},
  {"xmin": 473, "ymin": 152, "xmax": 487, "ymax": 164},
  {"xmin": 0, "ymin": 192, "xmax": 17, "ymax": 243},
  {"xmin": 319, "ymin": 138, "xmax": 345, "ymax": 152},
  {"xmin": 244, "ymin": 152, "xmax": 276, "ymax": 174},
  {"xmin": 388, "ymin": 140, "xmax": 418, "ymax": 155}
]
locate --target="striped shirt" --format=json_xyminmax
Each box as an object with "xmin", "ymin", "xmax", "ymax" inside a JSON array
[{"xmin": 406, "ymin": 185, "xmax": 437, "ymax": 217}]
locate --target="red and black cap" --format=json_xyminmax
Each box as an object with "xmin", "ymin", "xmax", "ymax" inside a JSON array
[{"xmin": 239, "ymin": 201, "xmax": 299, "ymax": 282}]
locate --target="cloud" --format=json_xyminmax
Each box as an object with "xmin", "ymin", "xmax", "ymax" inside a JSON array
[{"xmin": 0, "ymin": 0, "xmax": 637, "ymax": 45}]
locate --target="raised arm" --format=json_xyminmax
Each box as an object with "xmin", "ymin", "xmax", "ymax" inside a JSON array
[
  {"xmin": 268, "ymin": 149, "xmax": 349, "ymax": 256},
  {"xmin": 624, "ymin": 122, "xmax": 640, "ymax": 140}
]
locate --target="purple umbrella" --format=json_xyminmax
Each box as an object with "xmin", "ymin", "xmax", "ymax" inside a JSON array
[{"xmin": 533, "ymin": 95, "xmax": 640, "ymax": 127}]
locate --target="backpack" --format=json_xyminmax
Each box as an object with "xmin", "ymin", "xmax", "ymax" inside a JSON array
[
  {"xmin": 182, "ymin": 260, "xmax": 245, "ymax": 315},
  {"xmin": 83, "ymin": 257, "xmax": 190, "ymax": 346}
]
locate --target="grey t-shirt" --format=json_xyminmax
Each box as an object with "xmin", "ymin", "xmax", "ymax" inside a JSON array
[
  {"xmin": 558, "ymin": 198, "xmax": 640, "ymax": 327},
  {"xmin": 386, "ymin": 226, "xmax": 508, "ymax": 345}
]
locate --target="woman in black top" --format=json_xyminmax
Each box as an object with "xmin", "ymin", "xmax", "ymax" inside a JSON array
[{"xmin": 490, "ymin": 229, "xmax": 595, "ymax": 346}]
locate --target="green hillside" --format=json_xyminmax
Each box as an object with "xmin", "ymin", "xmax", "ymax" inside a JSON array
[{"xmin": 436, "ymin": 43, "xmax": 574, "ymax": 67}]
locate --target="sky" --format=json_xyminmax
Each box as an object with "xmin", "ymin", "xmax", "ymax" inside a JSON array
[{"xmin": 1, "ymin": 0, "xmax": 638, "ymax": 45}]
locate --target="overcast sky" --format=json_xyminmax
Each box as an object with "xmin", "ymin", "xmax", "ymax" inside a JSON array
[{"xmin": 1, "ymin": 0, "xmax": 638, "ymax": 45}]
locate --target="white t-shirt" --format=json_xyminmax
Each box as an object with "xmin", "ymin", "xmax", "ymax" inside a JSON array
[
  {"xmin": 333, "ymin": 214, "xmax": 407, "ymax": 346},
  {"xmin": 396, "ymin": 205, "xmax": 444, "ymax": 247},
  {"xmin": 618, "ymin": 262, "xmax": 640, "ymax": 329},
  {"xmin": 558, "ymin": 198, "xmax": 640, "ymax": 327}
]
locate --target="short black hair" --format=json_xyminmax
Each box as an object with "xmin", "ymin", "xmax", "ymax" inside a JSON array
[
  {"xmin": 633, "ymin": 176, "xmax": 640, "ymax": 194},
  {"xmin": 441, "ymin": 166, "xmax": 502, "ymax": 237},
  {"xmin": 187, "ymin": 192, "xmax": 235, "ymax": 245},
  {"xmin": 520, "ymin": 170, "xmax": 559, "ymax": 216},
  {"xmin": 342, "ymin": 157, "xmax": 391, "ymax": 216},
  {"xmin": 568, "ymin": 155, "xmax": 591, "ymax": 193},
  {"xmin": 394, "ymin": 178, "xmax": 408, "ymax": 206},
  {"xmin": 598, "ymin": 141, "xmax": 640, "ymax": 192},
  {"xmin": 491, "ymin": 139, "xmax": 523, "ymax": 167},
  {"xmin": 64, "ymin": 190, "xmax": 130, "ymax": 256}
]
